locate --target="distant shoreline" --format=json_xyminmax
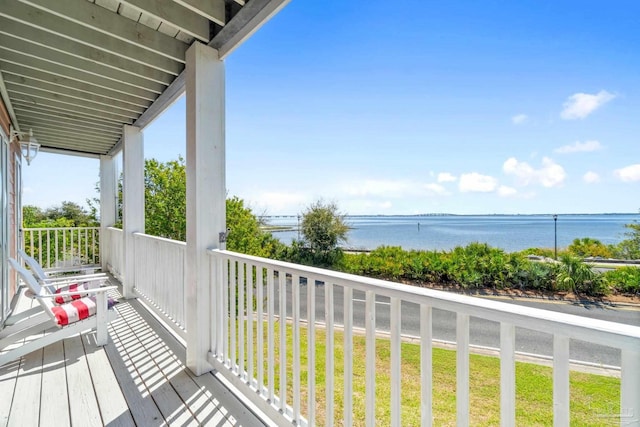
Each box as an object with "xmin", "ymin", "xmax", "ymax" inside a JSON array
[{"xmin": 261, "ymin": 212, "xmax": 638, "ymax": 219}]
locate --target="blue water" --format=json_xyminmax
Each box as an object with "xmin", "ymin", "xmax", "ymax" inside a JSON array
[{"xmin": 265, "ymin": 214, "xmax": 639, "ymax": 253}]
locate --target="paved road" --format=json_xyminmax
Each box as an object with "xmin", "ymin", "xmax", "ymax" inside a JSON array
[{"xmin": 270, "ymin": 281, "xmax": 639, "ymax": 367}]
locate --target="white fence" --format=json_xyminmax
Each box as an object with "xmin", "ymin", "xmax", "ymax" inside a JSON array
[
  {"xmin": 102, "ymin": 227, "xmax": 123, "ymax": 279},
  {"xmin": 207, "ymin": 249, "xmax": 640, "ymax": 427},
  {"xmin": 23, "ymin": 227, "xmax": 100, "ymax": 269},
  {"xmin": 133, "ymin": 232, "xmax": 186, "ymax": 339}
]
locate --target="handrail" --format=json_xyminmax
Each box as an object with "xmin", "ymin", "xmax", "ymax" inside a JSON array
[
  {"xmin": 207, "ymin": 248, "xmax": 640, "ymax": 427},
  {"xmin": 22, "ymin": 226, "xmax": 100, "ymax": 269}
]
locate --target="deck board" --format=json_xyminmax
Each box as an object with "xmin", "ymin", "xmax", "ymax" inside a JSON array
[
  {"xmin": 39, "ymin": 340, "xmax": 70, "ymax": 427},
  {"xmin": 7, "ymin": 345, "xmax": 42, "ymax": 427},
  {"xmin": 65, "ymin": 335, "xmax": 104, "ymax": 426},
  {"xmin": 82, "ymin": 334, "xmax": 135, "ymax": 427},
  {"xmin": 0, "ymin": 281, "xmax": 268, "ymax": 427}
]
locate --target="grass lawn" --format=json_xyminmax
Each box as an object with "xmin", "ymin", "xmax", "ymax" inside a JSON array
[{"xmin": 237, "ymin": 320, "xmax": 620, "ymax": 426}]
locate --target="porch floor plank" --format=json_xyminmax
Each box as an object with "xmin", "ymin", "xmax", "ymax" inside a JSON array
[
  {"xmin": 64, "ymin": 334, "xmax": 104, "ymax": 426},
  {"xmin": 0, "ymin": 282, "xmax": 268, "ymax": 427},
  {"xmin": 7, "ymin": 345, "xmax": 43, "ymax": 427},
  {"xmin": 39, "ymin": 339, "xmax": 70, "ymax": 427},
  {"xmin": 112, "ymin": 302, "xmax": 198, "ymax": 426},
  {"xmin": 81, "ymin": 334, "xmax": 135, "ymax": 427}
]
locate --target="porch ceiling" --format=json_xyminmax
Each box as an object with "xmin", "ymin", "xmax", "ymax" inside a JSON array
[{"xmin": 0, "ymin": 0, "xmax": 287, "ymax": 157}]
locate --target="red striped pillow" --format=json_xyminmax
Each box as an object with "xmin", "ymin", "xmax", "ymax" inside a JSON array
[
  {"xmin": 54, "ymin": 282, "xmax": 98, "ymax": 304},
  {"xmin": 50, "ymin": 296, "xmax": 118, "ymax": 326},
  {"xmin": 51, "ymin": 297, "xmax": 97, "ymax": 326}
]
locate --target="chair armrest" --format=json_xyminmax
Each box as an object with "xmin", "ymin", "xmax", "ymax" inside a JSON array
[
  {"xmin": 44, "ymin": 276, "xmax": 108, "ymax": 287},
  {"xmin": 44, "ymin": 273, "xmax": 107, "ymax": 282},
  {"xmin": 35, "ymin": 286, "xmax": 118, "ymax": 299}
]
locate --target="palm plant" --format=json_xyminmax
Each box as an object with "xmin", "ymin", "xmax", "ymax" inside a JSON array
[{"xmin": 555, "ymin": 254, "xmax": 604, "ymax": 295}]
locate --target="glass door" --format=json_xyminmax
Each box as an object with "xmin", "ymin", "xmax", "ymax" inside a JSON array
[{"xmin": 0, "ymin": 128, "xmax": 8, "ymax": 323}]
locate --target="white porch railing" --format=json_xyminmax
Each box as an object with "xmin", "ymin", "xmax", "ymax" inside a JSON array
[
  {"xmin": 132, "ymin": 232, "xmax": 186, "ymax": 339},
  {"xmin": 22, "ymin": 227, "xmax": 100, "ymax": 269},
  {"xmin": 207, "ymin": 249, "xmax": 640, "ymax": 427},
  {"xmin": 103, "ymin": 227, "xmax": 123, "ymax": 279}
]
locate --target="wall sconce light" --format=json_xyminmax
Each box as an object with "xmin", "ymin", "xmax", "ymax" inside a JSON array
[{"xmin": 10, "ymin": 127, "xmax": 40, "ymax": 165}]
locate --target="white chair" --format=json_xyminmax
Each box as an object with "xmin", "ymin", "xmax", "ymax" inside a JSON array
[
  {"xmin": 0, "ymin": 258, "xmax": 118, "ymax": 367},
  {"xmin": 18, "ymin": 248, "xmax": 107, "ymax": 292}
]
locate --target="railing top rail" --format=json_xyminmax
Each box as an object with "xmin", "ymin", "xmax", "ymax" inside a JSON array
[
  {"xmin": 23, "ymin": 226, "xmax": 100, "ymax": 231},
  {"xmin": 106, "ymin": 226, "xmax": 123, "ymax": 232},
  {"xmin": 133, "ymin": 232, "xmax": 186, "ymax": 247},
  {"xmin": 209, "ymin": 249, "xmax": 640, "ymax": 351}
]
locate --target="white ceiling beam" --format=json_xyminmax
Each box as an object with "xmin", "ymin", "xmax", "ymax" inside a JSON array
[
  {"xmin": 0, "ymin": 65, "xmax": 20, "ymax": 131},
  {"xmin": 31, "ymin": 128, "xmax": 116, "ymax": 145},
  {"xmin": 4, "ymin": 74, "xmax": 146, "ymax": 114},
  {"xmin": 13, "ymin": 105, "xmax": 124, "ymax": 132},
  {"xmin": 40, "ymin": 146, "xmax": 101, "ymax": 159},
  {"xmin": 17, "ymin": 115, "xmax": 122, "ymax": 137},
  {"xmin": 6, "ymin": 83, "xmax": 143, "ymax": 119},
  {"xmin": 19, "ymin": 0, "xmax": 188, "ymax": 63},
  {"xmin": 10, "ymin": 93, "xmax": 135, "ymax": 124},
  {"xmin": 0, "ymin": 62, "xmax": 151, "ymax": 108},
  {"xmin": 209, "ymin": 0, "xmax": 291, "ymax": 59},
  {"xmin": 0, "ymin": 41, "xmax": 167, "ymax": 94},
  {"xmin": 0, "ymin": 0, "xmax": 181, "ymax": 75},
  {"xmin": 172, "ymin": 0, "xmax": 226, "ymax": 26},
  {"xmin": 117, "ymin": 0, "xmax": 210, "ymax": 42},
  {"xmin": 20, "ymin": 129, "xmax": 117, "ymax": 149},
  {"xmin": 134, "ymin": 71, "xmax": 185, "ymax": 129},
  {"xmin": 37, "ymin": 137, "xmax": 113, "ymax": 154},
  {"xmin": 33, "ymin": 135, "xmax": 115, "ymax": 153},
  {"xmin": 26, "ymin": 125, "xmax": 117, "ymax": 144},
  {"xmin": 0, "ymin": 54, "xmax": 158, "ymax": 101},
  {"xmin": 0, "ymin": 19, "xmax": 178, "ymax": 84}
]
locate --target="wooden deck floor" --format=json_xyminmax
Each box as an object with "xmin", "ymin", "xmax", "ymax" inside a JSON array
[{"xmin": 0, "ymin": 285, "xmax": 267, "ymax": 427}]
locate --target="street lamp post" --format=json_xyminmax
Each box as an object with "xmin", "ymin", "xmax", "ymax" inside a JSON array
[{"xmin": 553, "ymin": 214, "xmax": 558, "ymax": 260}]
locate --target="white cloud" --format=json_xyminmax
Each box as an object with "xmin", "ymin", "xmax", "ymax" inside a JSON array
[
  {"xmin": 560, "ymin": 90, "xmax": 615, "ymax": 120},
  {"xmin": 343, "ymin": 179, "xmax": 451, "ymax": 198},
  {"xmin": 511, "ymin": 114, "xmax": 528, "ymax": 125},
  {"xmin": 251, "ymin": 191, "xmax": 308, "ymax": 214},
  {"xmin": 554, "ymin": 140, "xmax": 603, "ymax": 154},
  {"xmin": 583, "ymin": 171, "xmax": 600, "ymax": 184},
  {"xmin": 503, "ymin": 157, "xmax": 566, "ymax": 187},
  {"xmin": 498, "ymin": 185, "xmax": 517, "ymax": 197},
  {"xmin": 614, "ymin": 164, "xmax": 640, "ymax": 182},
  {"xmin": 424, "ymin": 183, "xmax": 449, "ymax": 195},
  {"xmin": 458, "ymin": 173, "xmax": 498, "ymax": 193},
  {"xmin": 343, "ymin": 179, "xmax": 414, "ymax": 197},
  {"xmin": 437, "ymin": 172, "xmax": 457, "ymax": 183}
]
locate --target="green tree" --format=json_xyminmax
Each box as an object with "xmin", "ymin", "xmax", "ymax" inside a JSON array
[
  {"xmin": 615, "ymin": 221, "xmax": 640, "ymax": 259},
  {"xmin": 567, "ymin": 237, "xmax": 613, "ymax": 258},
  {"xmin": 297, "ymin": 200, "xmax": 349, "ymax": 266},
  {"xmin": 23, "ymin": 201, "xmax": 95, "ymax": 227},
  {"xmin": 87, "ymin": 157, "xmax": 285, "ymax": 258},
  {"xmin": 226, "ymin": 196, "xmax": 285, "ymax": 258},
  {"xmin": 144, "ymin": 157, "xmax": 186, "ymax": 241},
  {"xmin": 22, "ymin": 205, "xmax": 45, "ymax": 227}
]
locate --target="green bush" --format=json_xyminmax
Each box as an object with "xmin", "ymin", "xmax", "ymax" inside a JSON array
[
  {"xmin": 603, "ymin": 267, "xmax": 640, "ymax": 295},
  {"xmin": 567, "ymin": 237, "xmax": 614, "ymax": 258},
  {"xmin": 556, "ymin": 254, "xmax": 607, "ymax": 295}
]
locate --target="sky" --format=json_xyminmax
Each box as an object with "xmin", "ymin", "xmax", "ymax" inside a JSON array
[{"xmin": 23, "ymin": 0, "xmax": 640, "ymax": 216}]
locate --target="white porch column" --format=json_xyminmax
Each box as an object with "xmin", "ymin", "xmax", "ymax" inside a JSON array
[
  {"xmin": 99, "ymin": 154, "xmax": 117, "ymax": 271},
  {"xmin": 185, "ymin": 42, "xmax": 225, "ymax": 375},
  {"xmin": 122, "ymin": 125, "xmax": 144, "ymax": 299}
]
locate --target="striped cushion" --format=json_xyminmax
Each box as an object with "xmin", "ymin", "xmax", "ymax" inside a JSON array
[
  {"xmin": 51, "ymin": 297, "xmax": 97, "ymax": 326},
  {"xmin": 54, "ymin": 282, "xmax": 98, "ymax": 304},
  {"xmin": 50, "ymin": 296, "xmax": 117, "ymax": 326}
]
